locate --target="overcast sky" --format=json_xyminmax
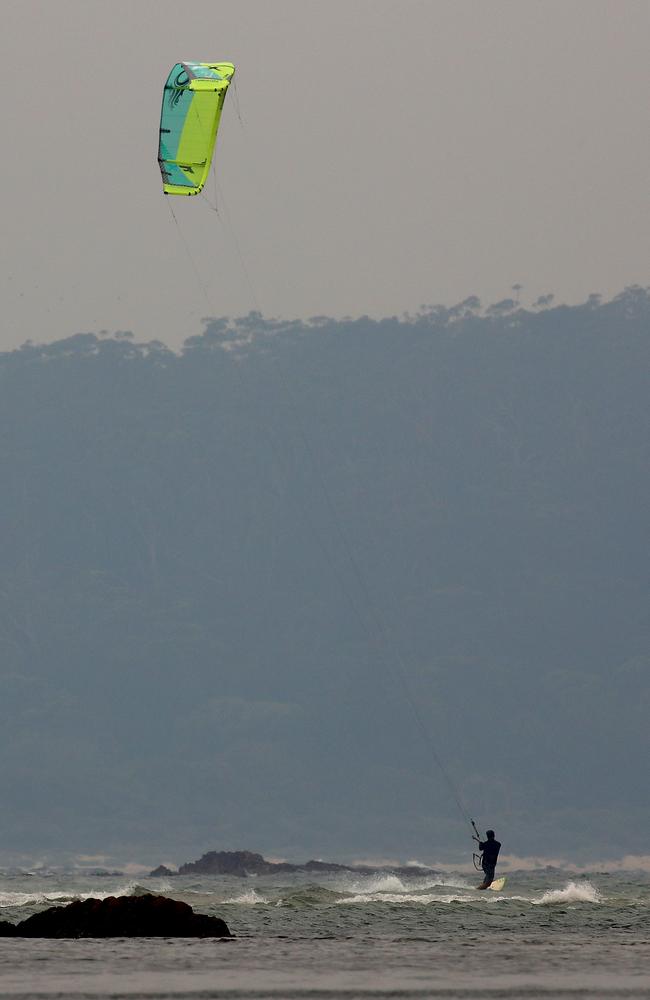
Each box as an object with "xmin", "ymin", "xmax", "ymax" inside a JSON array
[{"xmin": 1, "ymin": 0, "xmax": 647, "ymax": 349}]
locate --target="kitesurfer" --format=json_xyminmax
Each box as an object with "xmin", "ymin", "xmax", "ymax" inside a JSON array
[{"xmin": 473, "ymin": 829, "xmax": 501, "ymax": 889}]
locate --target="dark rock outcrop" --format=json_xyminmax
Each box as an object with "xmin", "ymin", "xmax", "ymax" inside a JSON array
[
  {"xmin": 179, "ymin": 850, "xmax": 280, "ymax": 877},
  {"xmin": 149, "ymin": 864, "xmax": 177, "ymax": 877},
  {"xmin": 177, "ymin": 849, "xmax": 435, "ymax": 878},
  {"xmin": 2, "ymin": 894, "xmax": 231, "ymax": 938}
]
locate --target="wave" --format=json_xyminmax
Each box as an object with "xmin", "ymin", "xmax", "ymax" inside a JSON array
[
  {"xmin": 337, "ymin": 872, "xmax": 471, "ymax": 896},
  {"xmin": 419, "ymin": 875, "xmax": 471, "ymax": 890},
  {"xmin": 533, "ymin": 880, "xmax": 601, "ymax": 905},
  {"xmin": 332, "ymin": 869, "xmax": 474, "ymax": 902},
  {"xmin": 279, "ymin": 885, "xmax": 344, "ymax": 906},
  {"xmin": 222, "ymin": 888, "xmax": 270, "ymax": 905},
  {"xmin": 343, "ymin": 874, "xmax": 408, "ymax": 894},
  {"xmin": 1, "ymin": 876, "xmax": 604, "ymax": 912},
  {"xmin": 143, "ymin": 878, "xmax": 174, "ymax": 893},
  {"xmin": 337, "ymin": 890, "xmax": 481, "ymax": 905},
  {"xmin": 336, "ymin": 879, "xmax": 603, "ymax": 907},
  {"xmin": 0, "ymin": 880, "xmax": 142, "ymax": 909},
  {"xmin": 0, "ymin": 891, "xmax": 78, "ymax": 908}
]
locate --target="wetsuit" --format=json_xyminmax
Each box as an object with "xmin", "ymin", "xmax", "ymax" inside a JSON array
[{"xmin": 479, "ymin": 837, "xmax": 501, "ymax": 887}]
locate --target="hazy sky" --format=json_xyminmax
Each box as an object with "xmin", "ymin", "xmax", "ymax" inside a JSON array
[{"xmin": 1, "ymin": 0, "xmax": 648, "ymax": 349}]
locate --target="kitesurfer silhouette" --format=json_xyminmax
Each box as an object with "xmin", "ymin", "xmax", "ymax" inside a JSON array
[{"xmin": 473, "ymin": 829, "xmax": 501, "ymax": 889}]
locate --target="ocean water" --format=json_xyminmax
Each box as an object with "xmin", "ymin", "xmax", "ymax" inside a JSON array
[{"xmin": 1, "ymin": 867, "xmax": 649, "ymax": 998}]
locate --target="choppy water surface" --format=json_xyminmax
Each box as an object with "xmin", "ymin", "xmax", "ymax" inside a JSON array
[{"xmin": 1, "ymin": 868, "xmax": 649, "ymax": 998}]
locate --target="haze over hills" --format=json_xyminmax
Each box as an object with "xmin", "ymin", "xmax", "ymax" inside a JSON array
[{"xmin": 0, "ymin": 288, "xmax": 648, "ymax": 868}]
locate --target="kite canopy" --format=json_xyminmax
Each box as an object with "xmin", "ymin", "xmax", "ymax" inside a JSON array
[{"xmin": 158, "ymin": 62, "xmax": 235, "ymax": 195}]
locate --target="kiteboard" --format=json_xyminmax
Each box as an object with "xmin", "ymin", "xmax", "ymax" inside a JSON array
[{"xmin": 488, "ymin": 876, "xmax": 507, "ymax": 891}]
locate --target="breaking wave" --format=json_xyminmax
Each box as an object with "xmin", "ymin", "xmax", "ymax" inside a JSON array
[
  {"xmin": 276, "ymin": 886, "xmax": 343, "ymax": 907},
  {"xmin": 336, "ymin": 879, "xmax": 602, "ymax": 907},
  {"xmin": 533, "ymin": 880, "xmax": 601, "ymax": 905},
  {"xmin": 337, "ymin": 873, "xmax": 470, "ymax": 896},
  {"xmin": 0, "ymin": 880, "xmax": 142, "ymax": 909},
  {"xmin": 222, "ymin": 888, "xmax": 270, "ymax": 905},
  {"xmin": 338, "ymin": 891, "xmax": 470, "ymax": 905},
  {"xmin": 343, "ymin": 874, "xmax": 408, "ymax": 894},
  {"xmin": 0, "ymin": 876, "xmax": 603, "ymax": 913}
]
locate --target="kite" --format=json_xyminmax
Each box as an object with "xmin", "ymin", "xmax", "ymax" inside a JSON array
[{"xmin": 158, "ymin": 62, "xmax": 235, "ymax": 195}]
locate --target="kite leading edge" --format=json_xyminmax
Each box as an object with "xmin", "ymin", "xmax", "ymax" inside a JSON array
[{"xmin": 158, "ymin": 62, "xmax": 235, "ymax": 196}]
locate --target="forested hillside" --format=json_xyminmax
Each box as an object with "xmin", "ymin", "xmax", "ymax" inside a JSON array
[{"xmin": 1, "ymin": 287, "xmax": 648, "ymax": 864}]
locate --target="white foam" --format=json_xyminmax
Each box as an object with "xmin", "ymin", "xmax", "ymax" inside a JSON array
[
  {"xmin": 534, "ymin": 880, "xmax": 601, "ymax": 905},
  {"xmin": 345, "ymin": 873, "xmax": 468, "ymax": 894},
  {"xmin": 352, "ymin": 874, "xmax": 407, "ymax": 894},
  {"xmin": 0, "ymin": 881, "xmax": 140, "ymax": 909},
  {"xmin": 222, "ymin": 888, "xmax": 269, "ymax": 905},
  {"xmin": 0, "ymin": 891, "xmax": 73, "ymax": 908},
  {"xmin": 337, "ymin": 891, "xmax": 472, "ymax": 905},
  {"xmin": 148, "ymin": 879, "xmax": 173, "ymax": 893},
  {"xmin": 333, "ymin": 877, "xmax": 602, "ymax": 907}
]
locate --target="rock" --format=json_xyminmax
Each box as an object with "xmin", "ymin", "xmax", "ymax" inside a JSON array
[
  {"xmin": 179, "ymin": 850, "xmax": 274, "ymax": 877},
  {"xmin": 178, "ymin": 849, "xmax": 349, "ymax": 877},
  {"xmin": 302, "ymin": 859, "xmax": 356, "ymax": 873},
  {"xmin": 176, "ymin": 849, "xmax": 436, "ymax": 879},
  {"xmin": 149, "ymin": 864, "xmax": 177, "ymax": 877},
  {"xmin": 12, "ymin": 894, "xmax": 231, "ymax": 938}
]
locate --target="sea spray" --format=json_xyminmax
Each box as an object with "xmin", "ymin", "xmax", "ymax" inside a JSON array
[
  {"xmin": 0, "ymin": 880, "xmax": 142, "ymax": 910},
  {"xmin": 222, "ymin": 889, "xmax": 270, "ymax": 905},
  {"xmin": 534, "ymin": 880, "xmax": 601, "ymax": 905}
]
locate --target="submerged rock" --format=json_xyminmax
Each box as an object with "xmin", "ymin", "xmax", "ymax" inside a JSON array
[{"xmin": 4, "ymin": 894, "xmax": 231, "ymax": 938}]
